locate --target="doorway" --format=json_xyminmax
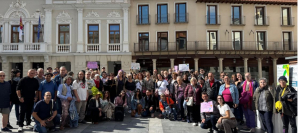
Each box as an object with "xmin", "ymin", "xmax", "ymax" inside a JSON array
[
  {"xmin": 32, "ymin": 62, "xmax": 44, "ymax": 70},
  {"xmin": 12, "ymin": 63, "xmax": 23, "ymax": 78},
  {"xmin": 57, "ymin": 62, "xmax": 71, "ymax": 71}
]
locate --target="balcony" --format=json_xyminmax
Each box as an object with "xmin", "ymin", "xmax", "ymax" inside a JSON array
[
  {"xmin": 86, "ymin": 44, "xmax": 101, "ymax": 53},
  {"xmin": 281, "ymin": 17, "xmax": 295, "ymax": 26},
  {"xmin": 107, "ymin": 44, "xmax": 121, "ymax": 52},
  {"xmin": 230, "ymin": 16, "xmax": 246, "ymax": 26},
  {"xmin": 136, "ymin": 15, "xmax": 150, "ymax": 25},
  {"xmin": 254, "ymin": 16, "xmax": 269, "ymax": 26},
  {"xmin": 155, "ymin": 14, "xmax": 169, "ymax": 24},
  {"xmin": 174, "ymin": 13, "xmax": 188, "ymax": 23},
  {"xmin": 0, "ymin": 43, "xmax": 47, "ymax": 53},
  {"xmin": 206, "ymin": 15, "xmax": 221, "ymax": 25},
  {"xmin": 56, "ymin": 44, "xmax": 71, "ymax": 53},
  {"xmin": 134, "ymin": 41, "xmax": 297, "ymax": 52}
]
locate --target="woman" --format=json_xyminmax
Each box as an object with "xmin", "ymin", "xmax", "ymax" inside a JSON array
[
  {"xmin": 131, "ymin": 89, "xmax": 145, "ymax": 117},
  {"xmin": 105, "ymin": 73, "xmax": 117, "ymax": 103},
  {"xmin": 174, "ymin": 76, "xmax": 187, "ymax": 122},
  {"xmin": 218, "ymin": 75, "xmax": 239, "ymax": 113},
  {"xmin": 144, "ymin": 72, "xmax": 155, "ymax": 93},
  {"xmin": 88, "ymin": 91, "xmax": 103, "ymax": 124},
  {"xmin": 253, "ymin": 78, "xmax": 275, "ymax": 133},
  {"xmin": 101, "ymin": 72, "xmax": 108, "ymax": 84},
  {"xmin": 57, "ymin": 76, "xmax": 74, "ymax": 130},
  {"xmin": 183, "ymin": 74, "xmax": 190, "ymax": 84},
  {"xmin": 94, "ymin": 74, "xmax": 103, "ymax": 92},
  {"xmin": 115, "ymin": 70, "xmax": 126, "ymax": 96},
  {"xmin": 230, "ymin": 74, "xmax": 237, "ymax": 85},
  {"xmin": 169, "ymin": 72, "xmax": 178, "ymax": 99},
  {"xmin": 8, "ymin": 69, "xmax": 21, "ymax": 128},
  {"xmin": 184, "ymin": 77, "xmax": 202, "ymax": 125},
  {"xmin": 216, "ymin": 95, "xmax": 238, "ymax": 133},
  {"xmin": 100, "ymin": 91, "xmax": 115, "ymax": 120},
  {"xmin": 233, "ymin": 73, "xmax": 244, "ymax": 125},
  {"xmin": 135, "ymin": 73, "xmax": 145, "ymax": 96},
  {"xmin": 114, "ymin": 90, "xmax": 128, "ymax": 118},
  {"xmin": 156, "ymin": 74, "xmax": 168, "ymax": 98},
  {"xmin": 125, "ymin": 74, "xmax": 136, "ymax": 113}
]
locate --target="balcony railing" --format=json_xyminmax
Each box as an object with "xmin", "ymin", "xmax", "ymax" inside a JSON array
[
  {"xmin": 155, "ymin": 14, "xmax": 169, "ymax": 24},
  {"xmin": 86, "ymin": 44, "xmax": 101, "ymax": 53},
  {"xmin": 56, "ymin": 44, "xmax": 71, "ymax": 53},
  {"xmin": 230, "ymin": 16, "xmax": 246, "ymax": 25},
  {"xmin": 206, "ymin": 15, "xmax": 221, "ymax": 25},
  {"xmin": 281, "ymin": 17, "xmax": 295, "ymax": 26},
  {"xmin": 134, "ymin": 41, "xmax": 297, "ymax": 52},
  {"xmin": 136, "ymin": 15, "xmax": 150, "ymax": 25},
  {"xmin": 254, "ymin": 16, "xmax": 269, "ymax": 26},
  {"xmin": 108, "ymin": 44, "xmax": 121, "ymax": 52},
  {"xmin": 174, "ymin": 13, "xmax": 188, "ymax": 23},
  {"xmin": 0, "ymin": 43, "xmax": 47, "ymax": 52}
]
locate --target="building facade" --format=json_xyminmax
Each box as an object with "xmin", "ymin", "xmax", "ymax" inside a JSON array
[
  {"xmin": 130, "ymin": 0, "xmax": 297, "ymax": 85},
  {"xmin": 0, "ymin": 0, "xmax": 131, "ymax": 80}
]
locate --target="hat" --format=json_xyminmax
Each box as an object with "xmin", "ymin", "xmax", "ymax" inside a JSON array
[
  {"xmin": 102, "ymin": 67, "xmax": 105, "ymax": 69},
  {"xmin": 44, "ymin": 72, "xmax": 53, "ymax": 77},
  {"xmin": 278, "ymin": 76, "xmax": 288, "ymax": 83},
  {"xmin": 47, "ymin": 67, "xmax": 52, "ymax": 70}
]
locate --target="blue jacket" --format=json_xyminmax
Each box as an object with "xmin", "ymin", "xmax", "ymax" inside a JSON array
[
  {"xmin": 0, "ymin": 81, "xmax": 11, "ymax": 108},
  {"xmin": 131, "ymin": 96, "xmax": 145, "ymax": 110},
  {"xmin": 53, "ymin": 74, "xmax": 65, "ymax": 86},
  {"xmin": 57, "ymin": 83, "xmax": 72, "ymax": 100},
  {"xmin": 219, "ymin": 84, "xmax": 239, "ymax": 104}
]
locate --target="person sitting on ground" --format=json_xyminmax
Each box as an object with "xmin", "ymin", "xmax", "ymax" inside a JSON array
[
  {"xmin": 142, "ymin": 89, "xmax": 156, "ymax": 118},
  {"xmin": 131, "ymin": 89, "xmax": 145, "ymax": 117},
  {"xmin": 114, "ymin": 90, "xmax": 128, "ymax": 108},
  {"xmin": 159, "ymin": 94, "xmax": 177, "ymax": 120},
  {"xmin": 216, "ymin": 95, "xmax": 237, "ymax": 133},
  {"xmin": 88, "ymin": 90, "xmax": 104, "ymax": 124},
  {"xmin": 32, "ymin": 92, "xmax": 60, "ymax": 133},
  {"xmin": 100, "ymin": 91, "xmax": 115, "ymax": 120}
]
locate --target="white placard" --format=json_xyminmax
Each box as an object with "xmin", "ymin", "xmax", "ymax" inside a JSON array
[
  {"xmin": 179, "ymin": 64, "xmax": 189, "ymax": 71},
  {"xmin": 131, "ymin": 63, "xmax": 140, "ymax": 70}
]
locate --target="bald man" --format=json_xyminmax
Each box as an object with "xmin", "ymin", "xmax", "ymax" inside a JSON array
[{"xmin": 202, "ymin": 72, "xmax": 221, "ymax": 101}]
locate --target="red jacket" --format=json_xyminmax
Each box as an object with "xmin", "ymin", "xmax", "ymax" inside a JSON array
[{"xmin": 159, "ymin": 97, "xmax": 174, "ymax": 112}]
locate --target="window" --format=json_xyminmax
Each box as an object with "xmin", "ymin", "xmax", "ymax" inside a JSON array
[
  {"xmin": 255, "ymin": 7, "xmax": 265, "ymax": 25},
  {"xmin": 175, "ymin": 3, "xmax": 186, "ymax": 22},
  {"xmin": 282, "ymin": 8, "xmax": 290, "ymax": 25},
  {"xmin": 157, "ymin": 32, "xmax": 168, "ymax": 51},
  {"xmin": 139, "ymin": 33, "xmax": 149, "ymax": 51},
  {"xmin": 232, "ymin": 6, "xmax": 241, "ymax": 24},
  {"xmin": 232, "ymin": 31, "xmax": 242, "ymax": 50},
  {"xmin": 138, "ymin": 5, "xmax": 149, "ymax": 24},
  {"xmin": 109, "ymin": 24, "xmax": 120, "ymax": 43},
  {"xmin": 157, "ymin": 4, "xmax": 168, "ymax": 23},
  {"xmin": 176, "ymin": 31, "xmax": 187, "ymax": 50},
  {"xmin": 33, "ymin": 25, "xmax": 44, "ymax": 43},
  {"xmin": 58, "ymin": 25, "xmax": 70, "ymax": 44},
  {"xmin": 207, "ymin": 31, "xmax": 217, "ymax": 50},
  {"xmin": 257, "ymin": 31, "xmax": 266, "ymax": 50},
  {"xmin": 207, "ymin": 5, "xmax": 217, "ymax": 24},
  {"xmin": 88, "ymin": 25, "xmax": 99, "ymax": 44},
  {"xmin": 283, "ymin": 32, "xmax": 292, "ymax": 50},
  {"xmin": 11, "ymin": 25, "xmax": 24, "ymax": 43},
  {"xmin": 0, "ymin": 25, "xmax": 2, "ymax": 43}
]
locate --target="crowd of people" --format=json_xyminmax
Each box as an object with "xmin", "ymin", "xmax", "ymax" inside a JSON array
[{"xmin": 0, "ymin": 66, "xmax": 297, "ymax": 133}]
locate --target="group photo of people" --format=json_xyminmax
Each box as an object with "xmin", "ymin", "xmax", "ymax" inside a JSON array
[{"xmin": 0, "ymin": 66, "xmax": 297, "ymax": 133}]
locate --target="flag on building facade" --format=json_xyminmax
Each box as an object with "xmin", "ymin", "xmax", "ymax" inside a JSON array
[
  {"xmin": 19, "ymin": 17, "xmax": 23, "ymax": 41},
  {"xmin": 37, "ymin": 16, "xmax": 41, "ymax": 41}
]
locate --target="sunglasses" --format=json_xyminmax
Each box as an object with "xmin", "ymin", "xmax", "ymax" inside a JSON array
[{"xmin": 0, "ymin": 75, "xmax": 5, "ymax": 77}]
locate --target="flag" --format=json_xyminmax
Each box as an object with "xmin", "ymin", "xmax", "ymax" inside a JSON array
[
  {"xmin": 19, "ymin": 17, "xmax": 23, "ymax": 41},
  {"xmin": 37, "ymin": 16, "xmax": 41, "ymax": 41}
]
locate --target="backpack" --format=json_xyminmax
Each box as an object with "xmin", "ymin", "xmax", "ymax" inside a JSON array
[{"xmin": 114, "ymin": 106, "xmax": 124, "ymax": 121}]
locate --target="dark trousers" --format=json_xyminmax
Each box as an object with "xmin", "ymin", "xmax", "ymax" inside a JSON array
[
  {"xmin": 91, "ymin": 109, "xmax": 104, "ymax": 123},
  {"xmin": 234, "ymin": 104, "xmax": 243, "ymax": 121},
  {"xmin": 187, "ymin": 105, "xmax": 200, "ymax": 123},
  {"xmin": 141, "ymin": 108, "xmax": 155, "ymax": 117},
  {"xmin": 177, "ymin": 98, "xmax": 185, "ymax": 119},
  {"xmin": 19, "ymin": 101, "xmax": 34, "ymax": 127},
  {"xmin": 281, "ymin": 114, "xmax": 297, "ymax": 133},
  {"xmin": 9, "ymin": 103, "xmax": 20, "ymax": 124},
  {"xmin": 200, "ymin": 115, "xmax": 219, "ymax": 131},
  {"xmin": 259, "ymin": 111, "xmax": 273, "ymax": 133},
  {"xmin": 56, "ymin": 97, "xmax": 62, "ymax": 114}
]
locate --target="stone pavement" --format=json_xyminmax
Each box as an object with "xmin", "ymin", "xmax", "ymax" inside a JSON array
[{"xmin": 0, "ymin": 106, "xmax": 265, "ymax": 133}]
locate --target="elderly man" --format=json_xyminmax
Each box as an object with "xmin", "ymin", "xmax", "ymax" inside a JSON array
[
  {"xmin": 203, "ymin": 72, "xmax": 221, "ymax": 101},
  {"xmin": 35, "ymin": 68, "xmax": 45, "ymax": 84},
  {"xmin": 17, "ymin": 69, "xmax": 39, "ymax": 132},
  {"xmin": 38, "ymin": 72, "xmax": 58, "ymax": 101},
  {"xmin": 0, "ymin": 71, "xmax": 12, "ymax": 132}
]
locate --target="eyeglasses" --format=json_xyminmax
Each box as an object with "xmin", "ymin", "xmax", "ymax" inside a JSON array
[
  {"xmin": 217, "ymin": 98, "xmax": 222, "ymax": 100},
  {"xmin": 46, "ymin": 95, "xmax": 51, "ymax": 97},
  {"xmin": 0, "ymin": 75, "xmax": 5, "ymax": 77}
]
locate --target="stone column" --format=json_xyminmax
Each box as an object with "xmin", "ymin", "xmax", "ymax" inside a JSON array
[
  {"xmin": 273, "ymin": 58, "xmax": 278, "ymax": 85},
  {"xmin": 122, "ymin": 8, "xmax": 129, "ymax": 52},
  {"xmin": 1, "ymin": 56, "xmax": 9, "ymax": 80},
  {"xmin": 132, "ymin": 59, "xmax": 136, "ymax": 63},
  {"xmin": 100, "ymin": 56, "xmax": 108, "ymax": 73},
  {"xmin": 44, "ymin": 55, "xmax": 51, "ymax": 72},
  {"xmin": 257, "ymin": 58, "xmax": 263, "ymax": 80},
  {"xmin": 77, "ymin": 8, "xmax": 84, "ymax": 52},
  {"xmin": 24, "ymin": 21, "xmax": 30, "ymax": 43},
  {"xmin": 152, "ymin": 59, "xmax": 157, "ymax": 70},
  {"xmin": 4, "ymin": 22, "xmax": 9, "ymax": 43},
  {"xmin": 170, "ymin": 59, "xmax": 175, "ymax": 69},
  {"xmin": 22, "ymin": 56, "xmax": 31, "ymax": 77},
  {"xmin": 218, "ymin": 58, "xmax": 224, "ymax": 72},
  {"xmin": 243, "ymin": 58, "xmax": 248, "ymax": 73},
  {"xmin": 194, "ymin": 58, "xmax": 199, "ymax": 71}
]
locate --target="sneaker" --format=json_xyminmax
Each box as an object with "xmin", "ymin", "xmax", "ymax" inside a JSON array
[
  {"xmin": 6, "ymin": 124, "xmax": 13, "ymax": 129},
  {"xmin": 193, "ymin": 123, "xmax": 198, "ymax": 126},
  {"xmin": 250, "ymin": 128, "xmax": 256, "ymax": 132},
  {"xmin": 18, "ymin": 127, "xmax": 23, "ymax": 132},
  {"xmin": 26, "ymin": 125, "xmax": 34, "ymax": 129},
  {"xmin": 187, "ymin": 119, "xmax": 190, "ymax": 123},
  {"xmin": 198, "ymin": 122, "xmax": 201, "ymax": 126},
  {"xmin": 128, "ymin": 110, "xmax": 132, "ymax": 113},
  {"xmin": 1, "ymin": 127, "xmax": 12, "ymax": 132}
]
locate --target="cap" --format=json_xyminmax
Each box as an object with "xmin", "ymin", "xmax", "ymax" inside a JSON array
[
  {"xmin": 278, "ymin": 76, "xmax": 288, "ymax": 83},
  {"xmin": 102, "ymin": 67, "xmax": 105, "ymax": 69},
  {"xmin": 44, "ymin": 72, "xmax": 53, "ymax": 77}
]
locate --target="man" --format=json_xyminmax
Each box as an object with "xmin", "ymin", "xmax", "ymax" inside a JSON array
[
  {"xmin": 194, "ymin": 70, "xmax": 199, "ymax": 78},
  {"xmin": 218, "ymin": 72, "xmax": 225, "ymax": 85},
  {"xmin": 32, "ymin": 92, "xmax": 60, "ymax": 133},
  {"xmin": 53, "ymin": 66, "xmax": 68, "ymax": 115},
  {"xmin": 38, "ymin": 73, "xmax": 58, "ymax": 101},
  {"xmin": 100, "ymin": 67, "xmax": 106, "ymax": 78},
  {"xmin": 168, "ymin": 69, "xmax": 172, "ymax": 75},
  {"xmin": 0, "ymin": 71, "xmax": 12, "ymax": 132},
  {"xmin": 203, "ymin": 72, "xmax": 221, "ymax": 101},
  {"xmin": 198, "ymin": 68, "xmax": 206, "ymax": 79},
  {"xmin": 35, "ymin": 68, "xmax": 45, "ymax": 84},
  {"xmin": 73, "ymin": 71, "xmax": 89, "ymax": 124},
  {"xmin": 16, "ymin": 69, "xmax": 39, "ymax": 132},
  {"xmin": 200, "ymin": 92, "xmax": 220, "ymax": 133},
  {"xmin": 46, "ymin": 67, "xmax": 53, "ymax": 73},
  {"xmin": 142, "ymin": 90, "xmax": 156, "ymax": 118}
]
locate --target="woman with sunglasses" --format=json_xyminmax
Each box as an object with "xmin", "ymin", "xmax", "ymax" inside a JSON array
[
  {"xmin": 216, "ymin": 95, "xmax": 237, "ymax": 133},
  {"xmin": 131, "ymin": 89, "xmax": 145, "ymax": 117}
]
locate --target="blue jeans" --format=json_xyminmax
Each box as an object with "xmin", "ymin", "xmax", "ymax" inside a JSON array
[
  {"xmin": 234, "ymin": 104, "xmax": 243, "ymax": 121},
  {"xmin": 259, "ymin": 111, "xmax": 273, "ymax": 133},
  {"xmin": 162, "ymin": 106, "xmax": 177, "ymax": 119},
  {"xmin": 34, "ymin": 116, "xmax": 60, "ymax": 133},
  {"xmin": 200, "ymin": 115, "xmax": 219, "ymax": 131},
  {"xmin": 141, "ymin": 108, "xmax": 155, "ymax": 117},
  {"xmin": 9, "ymin": 103, "xmax": 20, "ymax": 123}
]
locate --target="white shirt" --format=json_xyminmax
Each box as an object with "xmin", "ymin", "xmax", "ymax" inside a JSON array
[
  {"xmin": 96, "ymin": 100, "xmax": 99, "ymax": 107},
  {"xmin": 217, "ymin": 104, "xmax": 235, "ymax": 118},
  {"xmin": 157, "ymin": 80, "xmax": 168, "ymax": 95},
  {"xmin": 72, "ymin": 80, "xmax": 88, "ymax": 101},
  {"xmin": 101, "ymin": 78, "xmax": 108, "ymax": 84}
]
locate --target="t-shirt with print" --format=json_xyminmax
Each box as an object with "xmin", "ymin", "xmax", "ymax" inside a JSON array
[
  {"xmin": 72, "ymin": 80, "xmax": 88, "ymax": 101},
  {"xmin": 217, "ymin": 104, "xmax": 235, "ymax": 118}
]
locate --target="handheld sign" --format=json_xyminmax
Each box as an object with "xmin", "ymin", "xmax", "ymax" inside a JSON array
[
  {"xmin": 87, "ymin": 62, "xmax": 98, "ymax": 69},
  {"xmin": 200, "ymin": 101, "xmax": 214, "ymax": 113}
]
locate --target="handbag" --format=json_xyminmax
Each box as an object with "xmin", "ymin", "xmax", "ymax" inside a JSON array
[
  {"xmin": 239, "ymin": 91, "xmax": 250, "ymax": 104},
  {"xmin": 186, "ymin": 97, "xmax": 194, "ymax": 106},
  {"xmin": 45, "ymin": 99, "xmax": 54, "ymax": 128}
]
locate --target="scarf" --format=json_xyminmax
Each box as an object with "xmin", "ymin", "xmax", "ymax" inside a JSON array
[
  {"xmin": 13, "ymin": 77, "xmax": 21, "ymax": 82},
  {"xmin": 242, "ymin": 80, "xmax": 253, "ymax": 109}
]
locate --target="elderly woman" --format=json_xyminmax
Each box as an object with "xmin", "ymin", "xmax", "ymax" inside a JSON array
[
  {"xmin": 253, "ymin": 78, "xmax": 275, "ymax": 133},
  {"xmin": 183, "ymin": 74, "xmax": 190, "ymax": 84},
  {"xmin": 218, "ymin": 75, "xmax": 239, "ymax": 113},
  {"xmin": 174, "ymin": 76, "xmax": 187, "ymax": 122},
  {"xmin": 57, "ymin": 76, "xmax": 74, "ymax": 130},
  {"xmin": 184, "ymin": 77, "xmax": 203, "ymax": 125},
  {"xmin": 94, "ymin": 74, "xmax": 103, "ymax": 92},
  {"xmin": 125, "ymin": 74, "xmax": 136, "ymax": 113}
]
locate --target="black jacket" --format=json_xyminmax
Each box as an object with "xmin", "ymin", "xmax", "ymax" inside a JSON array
[
  {"xmin": 87, "ymin": 97, "xmax": 102, "ymax": 116},
  {"xmin": 9, "ymin": 80, "xmax": 20, "ymax": 104},
  {"xmin": 203, "ymin": 79, "xmax": 221, "ymax": 101},
  {"xmin": 144, "ymin": 95, "xmax": 155, "ymax": 110}
]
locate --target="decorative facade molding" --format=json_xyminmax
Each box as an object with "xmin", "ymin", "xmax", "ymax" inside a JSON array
[
  {"xmin": 31, "ymin": 11, "xmax": 45, "ymax": 18},
  {"xmin": 23, "ymin": 56, "xmax": 28, "ymax": 62},
  {"xmin": 31, "ymin": 20, "xmax": 45, "ymax": 24},
  {"xmin": 107, "ymin": 11, "xmax": 121, "ymax": 18},
  {"xmin": 86, "ymin": 20, "xmax": 101, "ymax": 23},
  {"xmin": 86, "ymin": 10, "xmax": 100, "ymax": 18},
  {"xmin": 1, "ymin": 56, "xmax": 7, "ymax": 63},
  {"xmin": 4, "ymin": 0, "xmax": 30, "ymax": 18},
  {"xmin": 9, "ymin": 21, "xmax": 20, "ymax": 24},
  {"xmin": 10, "ymin": 0, "xmax": 26, "ymax": 8},
  {"xmin": 56, "ymin": 10, "xmax": 71, "ymax": 23},
  {"xmin": 10, "ymin": 11, "xmax": 25, "ymax": 18},
  {"xmin": 107, "ymin": 19, "xmax": 121, "ymax": 23},
  {"xmin": 57, "ymin": 10, "xmax": 71, "ymax": 19},
  {"xmin": 44, "ymin": 55, "xmax": 49, "ymax": 62}
]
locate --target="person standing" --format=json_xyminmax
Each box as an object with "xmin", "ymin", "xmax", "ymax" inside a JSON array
[
  {"xmin": 38, "ymin": 73, "xmax": 58, "ymax": 101},
  {"xmin": 0, "ymin": 71, "xmax": 12, "ymax": 132},
  {"xmin": 105, "ymin": 73, "xmax": 117, "ymax": 103},
  {"xmin": 94, "ymin": 74, "xmax": 103, "ymax": 92},
  {"xmin": 53, "ymin": 66, "xmax": 68, "ymax": 115},
  {"xmin": 218, "ymin": 75, "xmax": 239, "ymax": 113},
  {"xmin": 144, "ymin": 72, "xmax": 155, "ymax": 92},
  {"xmin": 72, "ymin": 70, "xmax": 89, "ymax": 124},
  {"xmin": 156, "ymin": 74, "xmax": 168, "ymax": 98},
  {"xmin": 234, "ymin": 73, "xmax": 244, "ymax": 124},
  {"xmin": 203, "ymin": 72, "xmax": 221, "ymax": 101},
  {"xmin": 174, "ymin": 76, "xmax": 187, "ymax": 122},
  {"xmin": 218, "ymin": 72, "xmax": 225, "ymax": 85},
  {"xmin": 169, "ymin": 72, "xmax": 178, "ymax": 99},
  {"xmin": 115, "ymin": 70, "xmax": 126, "ymax": 96},
  {"xmin": 125, "ymin": 74, "xmax": 136, "ymax": 113},
  {"xmin": 8, "ymin": 69, "xmax": 21, "ymax": 128},
  {"xmin": 46, "ymin": 67, "xmax": 53, "ymax": 73},
  {"xmin": 101, "ymin": 72, "xmax": 108, "ymax": 84},
  {"xmin": 85, "ymin": 71, "xmax": 96, "ymax": 118},
  {"xmin": 35, "ymin": 68, "xmax": 45, "ymax": 84},
  {"xmin": 16, "ymin": 69, "xmax": 39, "ymax": 132}
]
